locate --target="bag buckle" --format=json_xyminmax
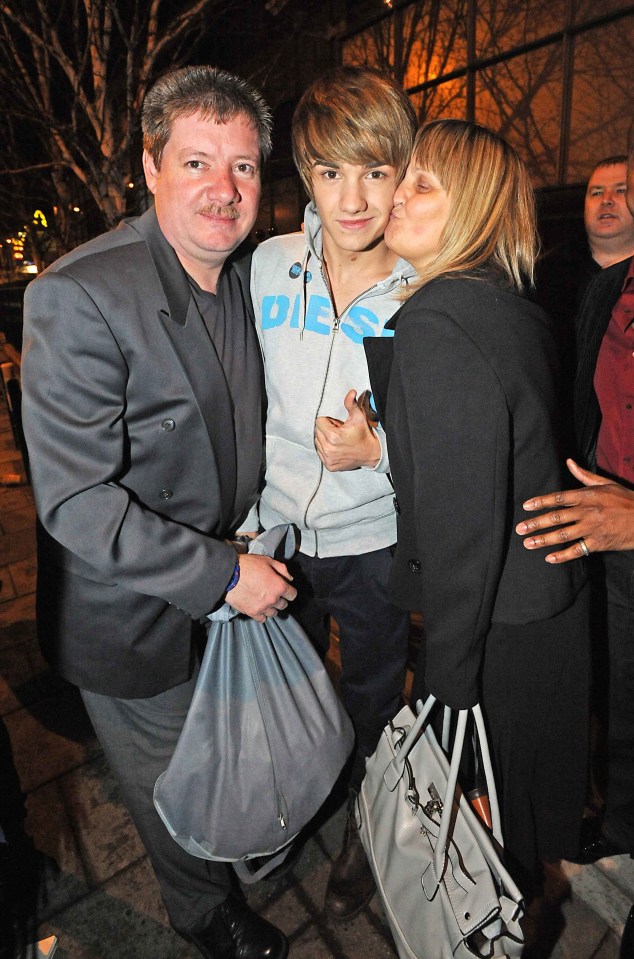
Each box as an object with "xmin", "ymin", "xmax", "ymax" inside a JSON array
[{"xmin": 422, "ymin": 782, "xmax": 443, "ymax": 820}]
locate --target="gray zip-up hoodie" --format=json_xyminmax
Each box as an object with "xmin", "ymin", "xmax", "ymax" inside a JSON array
[{"xmin": 248, "ymin": 202, "xmax": 416, "ymax": 557}]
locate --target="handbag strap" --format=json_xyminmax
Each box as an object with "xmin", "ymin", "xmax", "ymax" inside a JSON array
[
  {"xmin": 436, "ymin": 704, "xmax": 524, "ymax": 907},
  {"xmin": 232, "ymin": 845, "xmax": 291, "ymax": 884},
  {"xmin": 433, "ymin": 703, "xmax": 505, "ymax": 878},
  {"xmin": 385, "ymin": 696, "xmax": 523, "ymax": 906},
  {"xmin": 385, "ymin": 696, "xmax": 502, "ymax": 861}
]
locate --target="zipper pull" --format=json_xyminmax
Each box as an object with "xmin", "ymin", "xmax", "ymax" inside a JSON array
[
  {"xmin": 278, "ymin": 812, "xmax": 287, "ymax": 830},
  {"xmin": 333, "ymin": 317, "xmax": 340, "ymax": 331}
]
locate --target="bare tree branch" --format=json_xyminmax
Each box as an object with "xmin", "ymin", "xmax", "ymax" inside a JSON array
[{"xmin": 0, "ymin": 0, "xmax": 239, "ymax": 249}]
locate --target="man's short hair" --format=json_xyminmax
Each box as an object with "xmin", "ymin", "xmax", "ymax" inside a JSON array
[
  {"xmin": 292, "ymin": 66, "xmax": 417, "ymax": 201},
  {"xmin": 588, "ymin": 155, "xmax": 628, "ymax": 180},
  {"xmin": 142, "ymin": 65, "xmax": 272, "ymax": 168}
]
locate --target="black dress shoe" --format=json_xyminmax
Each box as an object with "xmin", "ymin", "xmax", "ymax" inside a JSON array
[
  {"xmin": 187, "ymin": 894, "xmax": 288, "ymax": 959},
  {"xmin": 568, "ymin": 816, "xmax": 631, "ymax": 865},
  {"xmin": 324, "ymin": 791, "xmax": 375, "ymax": 920}
]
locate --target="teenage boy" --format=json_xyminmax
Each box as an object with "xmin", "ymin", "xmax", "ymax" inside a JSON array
[{"xmin": 247, "ymin": 66, "xmax": 417, "ymax": 919}]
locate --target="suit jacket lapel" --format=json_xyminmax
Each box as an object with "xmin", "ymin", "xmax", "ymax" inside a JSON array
[
  {"xmin": 129, "ymin": 207, "xmax": 237, "ymax": 530},
  {"xmin": 363, "ymin": 307, "xmax": 402, "ymax": 428},
  {"xmin": 574, "ymin": 257, "xmax": 630, "ymax": 465}
]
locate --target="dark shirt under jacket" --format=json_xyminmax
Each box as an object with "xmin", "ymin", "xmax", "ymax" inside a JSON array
[
  {"xmin": 532, "ymin": 236, "xmax": 601, "ymax": 452},
  {"xmin": 593, "ymin": 259, "xmax": 634, "ymax": 486},
  {"xmin": 189, "ymin": 269, "xmax": 264, "ymax": 518},
  {"xmin": 574, "ymin": 256, "xmax": 632, "ymax": 469},
  {"xmin": 364, "ymin": 271, "xmax": 586, "ymax": 710},
  {"xmin": 533, "ymin": 235, "xmax": 600, "ymax": 334}
]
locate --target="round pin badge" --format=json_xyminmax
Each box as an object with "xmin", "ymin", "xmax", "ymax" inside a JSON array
[{"xmin": 289, "ymin": 262, "xmax": 302, "ymax": 278}]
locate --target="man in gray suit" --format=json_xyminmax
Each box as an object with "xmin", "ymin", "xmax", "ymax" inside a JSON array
[{"xmin": 21, "ymin": 66, "xmax": 295, "ymax": 959}]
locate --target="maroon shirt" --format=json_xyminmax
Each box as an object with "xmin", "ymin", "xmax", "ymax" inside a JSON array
[{"xmin": 594, "ymin": 256, "xmax": 634, "ymax": 485}]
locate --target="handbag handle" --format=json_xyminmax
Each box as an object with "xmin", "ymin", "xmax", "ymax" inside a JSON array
[{"xmin": 385, "ymin": 695, "xmax": 503, "ymax": 879}]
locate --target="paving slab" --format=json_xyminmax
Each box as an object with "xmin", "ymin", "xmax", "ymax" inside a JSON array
[
  {"xmin": 61, "ymin": 755, "xmax": 146, "ymax": 886},
  {"xmin": 24, "ymin": 780, "xmax": 90, "ymax": 921},
  {"xmin": 246, "ymin": 875, "xmax": 313, "ymax": 935},
  {"xmin": 9, "ymin": 556, "xmax": 37, "ymax": 596},
  {"xmin": 0, "ymin": 506, "xmax": 36, "ymax": 536},
  {"xmin": 0, "ymin": 590, "xmax": 37, "ymax": 632},
  {"xmin": 40, "ymin": 877, "xmax": 186, "ymax": 959},
  {"xmin": 0, "ymin": 526, "xmax": 36, "ymax": 567},
  {"xmin": 0, "ymin": 566, "xmax": 17, "ymax": 601},
  {"xmin": 597, "ymin": 854, "xmax": 634, "ymax": 900},
  {"xmin": 0, "ymin": 642, "xmax": 43, "ymax": 712},
  {"xmin": 562, "ymin": 857, "xmax": 633, "ymax": 937},
  {"xmin": 592, "ymin": 929, "xmax": 625, "ymax": 958},
  {"xmin": 0, "ymin": 486, "xmax": 35, "ymax": 514},
  {"xmin": 4, "ymin": 689, "xmax": 99, "ymax": 792},
  {"xmin": 549, "ymin": 888, "xmax": 618, "ymax": 958},
  {"xmin": 95, "ymin": 858, "xmax": 170, "ymax": 930}
]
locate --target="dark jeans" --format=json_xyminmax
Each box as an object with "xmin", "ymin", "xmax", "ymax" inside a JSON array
[
  {"xmin": 290, "ymin": 546, "xmax": 410, "ymax": 790},
  {"xmin": 81, "ymin": 671, "xmax": 232, "ymax": 936},
  {"xmin": 600, "ymin": 550, "xmax": 634, "ymax": 851}
]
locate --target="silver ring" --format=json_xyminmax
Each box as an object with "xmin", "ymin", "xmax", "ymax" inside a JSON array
[{"xmin": 579, "ymin": 537, "xmax": 590, "ymax": 558}]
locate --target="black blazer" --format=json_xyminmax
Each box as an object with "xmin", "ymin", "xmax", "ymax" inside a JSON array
[
  {"xmin": 22, "ymin": 208, "xmax": 263, "ymax": 697},
  {"xmin": 365, "ymin": 272, "xmax": 586, "ymax": 709},
  {"xmin": 573, "ymin": 256, "xmax": 631, "ymax": 467}
]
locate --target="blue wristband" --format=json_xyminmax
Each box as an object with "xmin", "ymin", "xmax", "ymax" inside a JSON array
[{"xmin": 225, "ymin": 558, "xmax": 240, "ymax": 592}]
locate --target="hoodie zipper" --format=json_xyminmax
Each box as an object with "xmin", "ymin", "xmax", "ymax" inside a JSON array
[{"xmin": 301, "ymin": 267, "xmax": 382, "ymax": 533}]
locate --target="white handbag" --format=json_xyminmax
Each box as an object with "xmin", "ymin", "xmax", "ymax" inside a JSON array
[{"xmin": 356, "ymin": 696, "xmax": 525, "ymax": 959}]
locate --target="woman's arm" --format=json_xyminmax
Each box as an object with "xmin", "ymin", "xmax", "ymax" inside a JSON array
[{"xmin": 392, "ymin": 305, "xmax": 509, "ymax": 708}]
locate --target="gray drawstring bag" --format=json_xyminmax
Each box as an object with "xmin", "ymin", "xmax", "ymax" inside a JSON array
[{"xmin": 154, "ymin": 525, "xmax": 354, "ymax": 882}]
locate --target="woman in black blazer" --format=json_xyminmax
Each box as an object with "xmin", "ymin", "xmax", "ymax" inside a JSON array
[{"xmin": 364, "ymin": 119, "xmax": 590, "ymax": 893}]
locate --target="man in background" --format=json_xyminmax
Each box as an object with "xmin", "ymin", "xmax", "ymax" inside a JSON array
[
  {"xmin": 516, "ymin": 124, "xmax": 634, "ymax": 868},
  {"xmin": 534, "ymin": 155, "xmax": 634, "ymax": 398},
  {"xmin": 584, "ymin": 155, "xmax": 634, "ymax": 271}
]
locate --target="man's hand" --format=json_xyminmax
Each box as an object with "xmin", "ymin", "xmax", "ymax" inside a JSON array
[
  {"xmin": 314, "ymin": 389, "xmax": 380, "ymax": 472},
  {"xmin": 227, "ymin": 553, "xmax": 297, "ymax": 622},
  {"xmin": 515, "ymin": 458, "xmax": 634, "ymax": 562}
]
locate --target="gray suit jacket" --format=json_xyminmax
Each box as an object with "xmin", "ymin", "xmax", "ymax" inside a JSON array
[{"xmin": 22, "ymin": 207, "xmax": 262, "ymax": 697}]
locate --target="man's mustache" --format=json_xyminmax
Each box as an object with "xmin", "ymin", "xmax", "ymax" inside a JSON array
[{"xmin": 198, "ymin": 204, "xmax": 239, "ymax": 219}]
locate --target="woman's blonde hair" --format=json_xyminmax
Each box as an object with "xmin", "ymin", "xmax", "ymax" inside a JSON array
[
  {"xmin": 292, "ymin": 66, "xmax": 417, "ymax": 201},
  {"xmin": 405, "ymin": 119, "xmax": 538, "ymax": 295}
]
